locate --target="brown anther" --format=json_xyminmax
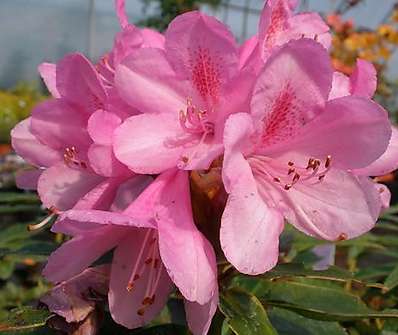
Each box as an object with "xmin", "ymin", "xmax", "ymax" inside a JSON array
[
  {"xmin": 318, "ymin": 175, "xmax": 326, "ymax": 181},
  {"xmin": 137, "ymin": 308, "xmax": 146, "ymax": 316},
  {"xmin": 306, "ymin": 158, "xmax": 315, "ymax": 169},
  {"xmin": 126, "ymin": 282, "xmax": 134, "ymax": 292},
  {"xmin": 288, "ymin": 168, "xmax": 295, "ymax": 175},
  {"xmin": 145, "ymin": 258, "xmax": 153, "ymax": 265},
  {"xmin": 133, "ymin": 274, "xmax": 140, "ymax": 281},
  {"xmin": 142, "ymin": 296, "xmax": 153, "ymax": 305},
  {"xmin": 292, "ymin": 173, "xmax": 300, "ymax": 183},
  {"xmin": 325, "ymin": 155, "xmax": 332, "ymax": 168},
  {"xmin": 314, "ymin": 34, "xmax": 319, "ymax": 41},
  {"xmin": 181, "ymin": 156, "xmax": 189, "ymax": 163},
  {"xmin": 288, "ymin": 161, "xmax": 294, "ymax": 166},
  {"xmin": 284, "ymin": 184, "xmax": 292, "ymax": 191},
  {"xmin": 273, "ymin": 177, "xmax": 281, "ymax": 183},
  {"xmin": 337, "ymin": 233, "xmax": 348, "ymax": 241},
  {"xmin": 80, "ymin": 162, "xmax": 88, "ymax": 169}
]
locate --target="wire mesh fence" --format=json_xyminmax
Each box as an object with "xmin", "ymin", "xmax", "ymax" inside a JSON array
[{"xmin": 0, "ymin": 0, "xmax": 396, "ymax": 88}]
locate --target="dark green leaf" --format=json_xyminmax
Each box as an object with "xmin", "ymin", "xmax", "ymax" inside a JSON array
[
  {"xmin": 0, "ymin": 257, "xmax": 15, "ymax": 280},
  {"xmin": 231, "ymin": 276, "xmax": 398, "ymax": 321},
  {"xmin": 269, "ymin": 307, "xmax": 348, "ymax": 335},
  {"xmin": 220, "ymin": 288, "xmax": 277, "ymax": 335},
  {"xmin": 0, "ymin": 307, "xmax": 52, "ymax": 333},
  {"xmin": 263, "ymin": 263, "xmax": 353, "ymax": 282},
  {"xmin": 0, "ymin": 192, "xmax": 39, "ymax": 204},
  {"xmin": 384, "ymin": 264, "xmax": 398, "ymax": 292}
]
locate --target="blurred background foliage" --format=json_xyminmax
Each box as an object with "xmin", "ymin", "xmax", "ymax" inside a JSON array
[
  {"xmin": 3, "ymin": 0, "xmax": 398, "ymax": 334},
  {"xmin": 140, "ymin": 0, "xmax": 222, "ymax": 30}
]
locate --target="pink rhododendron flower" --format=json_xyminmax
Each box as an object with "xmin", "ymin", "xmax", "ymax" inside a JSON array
[
  {"xmin": 220, "ymin": 39, "xmax": 392, "ymax": 275},
  {"xmin": 97, "ymin": 0, "xmax": 165, "ymax": 88},
  {"xmin": 329, "ymin": 59, "xmax": 398, "ymax": 209},
  {"xmin": 44, "ymin": 170, "xmax": 217, "ymax": 335},
  {"xmin": 113, "ymin": 11, "xmax": 253, "ymax": 173},
  {"xmin": 240, "ymin": 0, "xmax": 331, "ymax": 70}
]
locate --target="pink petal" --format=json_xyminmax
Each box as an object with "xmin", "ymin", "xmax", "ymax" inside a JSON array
[
  {"xmin": 115, "ymin": 0, "xmax": 129, "ymax": 28},
  {"xmin": 88, "ymin": 144, "xmax": 129, "ymax": 177},
  {"xmin": 52, "ymin": 177, "xmax": 125, "ymax": 236},
  {"xmin": 156, "ymin": 170, "xmax": 218, "ymax": 304},
  {"xmin": 222, "ymin": 114, "xmax": 284, "ymax": 275},
  {"xmin": 16, "ymin": 169, "xmax": 42, "ymax": 190},
  {"xmin": 251, "ymin": 39, "xmax": 332, "ymax": 147},
  {"xmin": 41, "ymin": 265, "xmax": 110, "ymax": 323},
  {"xmin": 287, "ymin": 12, "xmax": 331, "ymax": 49},
  {"xmin": 351, "ymin": 59, "xmax": 377, "ymax": 98},
  {"xmin": 56, "ymin": 53, "xmax": 107, "ymax": 113},
  {"xmin": 38, "ymin": 63, "xmax": 60, "ymax": 98},
  {"xmin": 267, "ymin": 97, "xmax": 391, "ymax": 170},
  {"xmin": 184, "ymin": 290, "xmax": 219, "ymax": 335},
  {"xmin": 115, "ymin": 48, "xmax": 187, "ymax": 114},
  {"xmin": 111, "ymin": 26, "xmax": 144, "ymax": 67},
  {"xmin": 88, "ymin": 110, "xmax": 122, "ymax": 146},
  {"xmin": 111, "ymin": 175, "xmax": 153, "ymax": 212},
  {"xmin": 258, "ymin": 0, "xmax": 290, "ymax": 54},
  {"xmin": 165, "ymin": 11, "xmax": 238, "ymax": 106},
  {"xmin": 11, "ymin": 118, "xmax": 62, "ymax": 167},
  {"xmin": 109, "ymin": 232, "xmax": 173, "ymax": 329},
  {"xmin": 329, "ymin": 72, "xmax": 350, "ymax": 100},
  {"xmin": 222, "ymin": 113, "xmax": 257, "ymax": 191},
  {"xmin": 30, "ymin": 99, "xmax": 91, "ymax": 152},
  {"xmin": 239, "ymin": 35, "xmax": 258, "ymax": 70},
  {"xmin": 377, "ymin": 183, "xmax": 391, "ymax": 211},
  {"xmin": 312, "ymin": 244, "xmax": 335, "ymax": 270},
  {"xmin": 355, "ymin": 125, "xmax": 398, "ymax": 176},
  {"xmin": 265, "ymin": 169, "xmax": 381, "ymax": 240},
  {"xmin": 123, "ymin": 173, "xmax": 172, "ymax": 227},
  {"xmin": 43, "ymin": 226, "xmax": 123, "ymax": 283},
  {"xmin": 55, "ymin": 175, "xmax": 153, "ymax": 235},
  {"xmin": 37, "ymin": 163, "xmax": 104, "ymax": 211},
  {"xmin": 141, "ymin": 28, "xmax": 165, "ymax": 49},
  {"xmin": 114, "ymin": 113, "xmax": 189, "ymax": 174}
]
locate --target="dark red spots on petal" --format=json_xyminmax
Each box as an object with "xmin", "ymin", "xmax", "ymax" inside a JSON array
[
  {"xmin": 261, "ymin": 83, "xmax": 305, "ymax": 146},
  {"xmin": 189, "ymin": 46, "xmax": 222, "ymax": 104},
  {"xmin": 264, "ymin": 0, "xmax": 289, "ymax": 50}
]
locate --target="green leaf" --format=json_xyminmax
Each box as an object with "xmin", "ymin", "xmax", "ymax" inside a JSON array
[
  {"xmin": 220, "ymin": 288, "xmax": 277, "ymax": 335},
  {"xmin": 263, "ymin": 263, "xmax": 353, "ymax": 282},
  {"xmin": 0, "ymin": 257, "xmax": 15, "ymax": 280},
  {"xmin": 231, "ymin": 277, "xmax": 398, "ymax": 321},
  {"xmin": 269, "ymin": 307, "xmax": 348, "ymax": 335},
  {"xmin": 0, "ymin": 204, "xmax": 42, "ymax": 215},
  {"xmin": 0, "ymin": 307, "xmax": 52, "ymax": 333},
  {"xmin": 0, "ymin": 225, "xmax": 30, "ymax": 248},
  {"xmin": 384, "ymin": 264, "xmax": 398, "ymax": 292},
  {"xmin": 0, "ymin": 192, "xmax": 39, "ymax": 204}
]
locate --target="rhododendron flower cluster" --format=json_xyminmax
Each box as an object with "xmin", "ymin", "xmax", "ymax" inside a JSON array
[{"xmin": 10, "ymin": 0, "xmax": 398, "ymax": 334}]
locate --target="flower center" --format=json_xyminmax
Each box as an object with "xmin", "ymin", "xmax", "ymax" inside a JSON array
[
  {"xmin": 63, "ymin": 146, "xmax": 88, "ymax": 169},
  {"xmin": 125, "ymin": 229, "xmax": 164, "ymax": 316},
  {"xmin": 250, "ymin": 155, "xmax": 332, "ymax": 191},
  {"xmin": 177, "ymin": 99, "xmax": 215, "ymax": 168},
  {"xmin": 179, "ymin": 99, "xmax": 215, "ymax": 135}
]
